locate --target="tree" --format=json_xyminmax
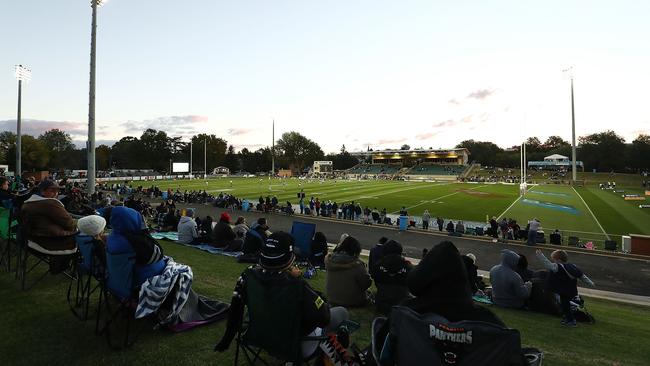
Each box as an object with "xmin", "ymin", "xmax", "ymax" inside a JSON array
[
  {"xmin": 224, "ymin": 145, "xmax": 239, "ymax": 172},
  {"xmin": 190, "ymin": 134, "xmax": 228, "ymax": 173},
  {"xmin": 38, "ymin": 129, "xmax": 74, "ymax": 152},
  {"xmin": 140, "ymin": 129, "xmax": 173, "ymax": 171},
  {"xmin": 578, "ymin": 130, "xmax": 626, "ymax": 172},
  {"xmin": 525, "ymin": 137, "xmax": 542, "ymax": 151},
  {"xmin": 456, "ymin": 140, "xmax": 503, "ymax": 166},
  {"xmin": 111, "ymin": 136, "xmax": 143, "ymax": 169},
  {"xmin": 629, "ymin": 134, "xmax": 650, "ymax": 171},
  {"xmin": 0, "ymin": 132, "xmax": 17, "ymax": 169},
  {"xmin": 96, "ymin": 145, "xmax": 112, "ymax": 171},
  {"xmin": 544, "ymin": 135, "xmax": 569, "ymax": 150},
  {"xmin": 275, "ymin": 132, "xmax": 324, "ymax": 172},
  {"xmin": 20, "ymin": 135, "xmax": 50, "ymax": 171},
  {"xmin": 400, "ymin": 144, "xmax": 410, "ymax": 150}
]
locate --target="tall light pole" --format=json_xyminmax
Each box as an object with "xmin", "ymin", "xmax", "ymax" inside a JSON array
[
  {"xmin": 14, "ymin": 65, "xmax": 31, "ymax": 179},
  {"xmin": 87, "ymin": 0, "xmax": 106, "ymax": 194},
  {"xmin": 189, "ymin": 140, "xmax": 193, "ymax": 176},
  {"xmin": 204, "ymin": 138, "xmax": 207, "ymax": 178},
  {"xmin": 271, "ymin": 119, "xmax": 275, "ymax": 176},
  {"xmin": 563, "ymin": 67, "xmax": 577, "ymax": 183}
]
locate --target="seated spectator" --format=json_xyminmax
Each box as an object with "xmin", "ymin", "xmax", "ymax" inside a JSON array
[
  {"xmin": 233, "ymin": 216, "xmax": 249, "ymax": 239},
  {"xmin": 310, "ymin": 231, "xmax": 328, "ymax": 267},
  {"xmin": 104, "ymin": 206, "xmax": 166, "ymax": 286},
  {"xmin": 241, "ymin": 217, "xmax": 270, "ymax": 258},
  {"xmin": 549, "ymin": 229, "xmax": 562, "ymax": 245},
  {"xmin": 200, "ymin": 215, "xmax": 213, "ymax": 235},
  {"xmin": 370, "ymin": 240, "xmax": 413, "ymax": 314},
  {"xmin": 378, "ymin": 241, "xmax": 506, "ymax": 364},
  {"xmin": 21, "ymin": 179, "xmax": 78, "ymax": 272},
  {"xmin": 325, "ymin": 236, "xmax": 372, "ymax": 307},
  {"xmin": 489, "ymin": 249, "xmax": 532, "ymax": 308},
  {"xmin": 515, "ymin": 252, "xmax": 534, "ymax": 282},
  {"xmin": 368, "ymin": 236, "xmax": 388, "ymax": 271},
  {"xmin": 461, "ymin": 253, "xmax": 485, "ymax": 294},
  {"xmin": 446, "ymin": 221, "xmax": 455, "ymax": 233},
  {"xmin": 161, "ymin": 207, "xmax": 178, "ymax": 232},
  {"xmin": 216, "ymin": 232, "xmax": 349, "ymax": 358},
  {"xmin": 211, "ymin": 212, "xmax": 243, "ymax": 251},
  {"xmin": 177, "ymin": 209, "xmax": 201, "ymax": 245},
  {"xmin": 455, "ymin": 220, "xmax": 465, "ymax": 233},
  {"xmin": 0, "ymin": 176, "xmax": 14, "ymax": 202}
]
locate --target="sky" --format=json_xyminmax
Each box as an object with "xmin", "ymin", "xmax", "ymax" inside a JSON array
[{"xmin": 1, "ymin": 0, "xmax": 649, "ymax": 154}]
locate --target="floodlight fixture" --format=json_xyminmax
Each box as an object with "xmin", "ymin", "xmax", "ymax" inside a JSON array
[{"xmin": 14, "ymin": 65, "xmax": 31, "ymax": 82}]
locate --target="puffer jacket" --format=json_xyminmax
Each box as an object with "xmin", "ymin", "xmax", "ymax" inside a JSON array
[
  {"xmin": 371, "ymin": 254, "xmax": 413, "ymax": 314},
  {"xmin": 21, "ymin": 194, "xmax": 77, "ymax": 251},
  {"xmin": 489, "ymin": 249, "xmax": 531, "ymax": 308},
  {"xmin": 325, "ymin": 253, "xmax": 372, "ymax": 307},
  {"xmin": 107, "ymin": 206, "xmax": 166, "ymax": 286}
]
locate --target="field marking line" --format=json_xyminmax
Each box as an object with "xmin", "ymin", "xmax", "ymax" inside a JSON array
[
  {"xmin": 390, "ymin": 184, "xmax": 487, "ymax": 214},
  {"xmin": 335, "ymin": 182, "xmax": 450, "ymax": 203},
  {"xmin": 572, "ymin": 186, "xmax": 610, "ymax": 240},
  {"xmin": 496, "ymin": 195, "xmax": 522, "ymax": 221}
]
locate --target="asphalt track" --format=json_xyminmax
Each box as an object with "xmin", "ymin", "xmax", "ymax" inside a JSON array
[{"xmin": 176, "ymin": 203, "xmax": 650, "ymax": 297}]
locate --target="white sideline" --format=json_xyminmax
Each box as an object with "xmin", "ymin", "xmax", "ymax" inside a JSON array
[{"xmin": 572, "ymin": 186, "xmax": 610, "ymax": 240}]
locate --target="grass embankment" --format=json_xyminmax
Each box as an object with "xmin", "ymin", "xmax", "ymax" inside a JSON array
[{"xmin": 1, "ymin": 241, "xmax": 649, "ymax": 366}]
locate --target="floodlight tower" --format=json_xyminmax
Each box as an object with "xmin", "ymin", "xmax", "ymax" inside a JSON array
[
  {"xmin": 563, "ymin": 67, "xmax": 577, "ymax": 183},
  {"xmin": 87, "ymin": 0, "xmax": 107, "ymax": 194},
  {"xmin": 14, "ymin": 65, "xmax": 31, "ymax": 179}
]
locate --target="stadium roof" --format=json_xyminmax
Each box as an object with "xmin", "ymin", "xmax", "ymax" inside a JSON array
[
  {"xmin": 349, "ymin": 148, "xmax": 469, "ymax": 157},
  {"xmin": 544, "ymin": 154, "xmax": 569, "ymax": 160}
]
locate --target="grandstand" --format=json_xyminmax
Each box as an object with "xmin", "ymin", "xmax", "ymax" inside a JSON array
[
  {"xmin": 348, "ymin": 148, "xmax": 470, "ymax": 179},
  {"xmin": 346, "ymin": 163, "xmax": 401, "ymax": 176},
  {"xmin": 406, "ymin": 163, "xmax": 465, "ymax": 176}
]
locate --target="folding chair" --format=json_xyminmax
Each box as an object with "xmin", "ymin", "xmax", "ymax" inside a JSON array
[
  {"xmin": 372, "ymin": 306, "xmax": 528, "ymax": 366},
  {"xmin": 15, "ymin": 216, "xmax": 78, "ymax": 291},
  {"xmin": 234, "ymin": 268, "xmax": 327, "ymax": 365},
  {"xmin": 290, "ymin": 221, "xmax": 316, "ymax": 262},
  {"xmin": 67, "ymin": 235, "xmax": 104, "ymax": 321},
  {"xmin": 96, "ymin": 250, "xmax": 141, "ymax": 349}
]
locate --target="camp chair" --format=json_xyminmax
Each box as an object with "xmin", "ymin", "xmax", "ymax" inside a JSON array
[
  {"xmin": 371, "ymin": 306, "xmax": 527, "ymax": 366},
  {"xmin": 67, "ymin": 235, "xmax": 104, "ymax": 321},
  {"xmin": 0, "ymin": 200, "xmax": 19, "ymax": 272},
  {"xmin": 234, "ymin": 268, "xmax": 327, "ymax": 365},
  {"xmin": 96, "ymin": 250, "xmax": 141, "ymax": 349},
  {"xmin": 290, "ymin": 221, "xmax": 316, "ymax": 262},
  {"xmin": 15, "ymin": 215, "xmax": 78, "ymax": 291}
]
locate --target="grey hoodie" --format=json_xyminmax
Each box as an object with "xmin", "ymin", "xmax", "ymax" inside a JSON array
[
  {"xmin": 489, "ymin": 249, "xmax": 531, "ymax": 308},
  {"xmin": 177, "ymin": 216, "xmax": 198, "ymax": 244}
]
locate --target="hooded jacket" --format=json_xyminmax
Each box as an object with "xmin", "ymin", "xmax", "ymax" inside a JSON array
[
  {"xmin": 211, "ymin": 220, "xmax": 236, "ymax": 247},
  {"xmin": 21, "ymin": 194, "xmax": 77, "ymax": 251},
  {"xmin": 371, "ymin": 253, "xmax": 413, "ymax": 314},
  {"xmin": 489, "ymin": 249, "xmax": 531, "ymax": 308},
  {"xmin": 177, "ymin": 216, "xmax": 198, "ymax": 244},
  {"xmin": 107, "ymin": 206, "xmax": 166, "ymax": 286},
  {"xmin": 325, "ymin": 253, "xmax": 372, "ymax": 307}
]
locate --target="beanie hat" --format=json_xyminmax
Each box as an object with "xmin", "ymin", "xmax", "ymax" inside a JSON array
[
  {"xmin": 260, "ymin": 232, "xmax": 295, "ymax": 271},
  {"xmin": 220, "ymin": 212, "xmax": 231, "ymax": 222},
  {"xmin": 77, "ymin": 215, "xmax": 107, "ymax": 237},
  {"xmin": 408, "ymin": 241, "xmax": 468, "ymax": 297},
  {"xmin": 339, "ymin": 233, "xmax": 349, "ymax": 244},
  {"xmin": 382, "ymin": 240, "xmax": 403, "ymax": 256},
  {"xmin": 466, "ymin": 253, "xmax": 476, "ymax": 264},
  {"xmin": 185, "ymin": 208, "xmax": 195, "ymax": 217}
]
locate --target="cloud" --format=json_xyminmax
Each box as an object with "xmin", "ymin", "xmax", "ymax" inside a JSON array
[
  {"xmin": 121, "ymin": 115, "xmax": 208, "ymax": 136},
  {"xmin": 431, "ymin": 115, "xmax": 475, "ymax": 129},
  {"xmin": 376, "ymin": 138, "xmax": 408, "ymax": 145},
  {"xmin": 0, "ymin": 119, "xmax": 86, "ymax": 137},
  {"xmin": 227, "ymin": 128, "xmax": 252, "ymax": 136},
  {"xmin": 466, "ymin": 89, "xmax": 494, "ymax": 100},
  {"xmin": 415, "ymin": 132, "xmax": 439, "ymax": 140},
  {"xmin": 72, "ymin": 139, "xmax": 118, "ymax": 148},
  {"xmin": 448, "ymin": 98, "xmax": 460, "ymax": 105},
  {"xmin": 234, "ymin": 143, "xmax": 265, "ymax": 150}
]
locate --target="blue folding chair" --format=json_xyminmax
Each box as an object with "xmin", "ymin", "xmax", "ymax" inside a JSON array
[
  {"xmin": 0, "ymin": 200, "xmax": 18, "ymax": 272},
  {"xmin": 290, "ymin": 221, "xmax": 316, "ymax": 261},
  {"xmin": 97, "ymin": 250, "xmax": 139, "ymax": 349},
  {"xmin": 67, "ymin": 235, "xmax": 104, "ymax": 321}
]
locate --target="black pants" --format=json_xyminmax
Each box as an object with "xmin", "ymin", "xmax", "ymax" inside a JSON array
[
  {"xmin": 423, "ymin": 220, "xmax": 429, "ymax": 229},
  {"xmin": 560, "ymin": 295, "xmax": 574, "ymax": 322}
]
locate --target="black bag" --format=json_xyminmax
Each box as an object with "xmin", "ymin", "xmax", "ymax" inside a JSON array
[{"xmin": 123, "ymin": 230, "xmax": 164, "ymax": 265}]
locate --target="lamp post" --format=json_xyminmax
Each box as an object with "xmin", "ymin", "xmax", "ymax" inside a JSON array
[
  {"xmin": 14, "ymin": 65, "xmax": 31, "ymax": 179},
  {"xmin": 87, "ymin": 0, "xmax": 107, "ymax": 194},
  {"xmin": 563, "ymin": 67, "xmax": 577, "ymax": 183}
]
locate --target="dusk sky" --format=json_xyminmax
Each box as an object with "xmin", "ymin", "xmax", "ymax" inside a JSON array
[{"xmin": 1, "ymin": 0, "xmax": 649, "ymax": 153}]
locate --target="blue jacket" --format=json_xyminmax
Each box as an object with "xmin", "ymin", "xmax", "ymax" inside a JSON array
[{"xmin": 107, "ymin": 206, "xmax": 166, "ymax": 286}]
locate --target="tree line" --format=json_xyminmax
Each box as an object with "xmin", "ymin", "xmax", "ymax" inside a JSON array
[{"xmin": 1, "ymin": 128, "xmax": 647, "ymax": 174}]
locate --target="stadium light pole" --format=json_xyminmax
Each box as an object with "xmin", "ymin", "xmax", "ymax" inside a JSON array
[
  {"xmin": 204, "ymin": 138, "xmax": 207, "ymax": 178},
  {"xmin": 271, "ymin": 119, "xmax": 275, "ymax": 176},
  {"xmin": 87, "ymin": 0, "xmax": 107, "ymax": 194},
  {"xmin": 563, "ymin": 67, "xmax": 577, "ymax": 183},
  {"xmin": 14, "ymin": 65, "xmax": 31, "ymax": 179},
  {"xmin": 189, "ymin": 140, "xmax": 193, "ymax": 176}
]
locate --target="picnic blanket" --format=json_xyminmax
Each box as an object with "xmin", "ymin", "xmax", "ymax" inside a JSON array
[
  {"xmin": 151, "ymin": 231, "xmax": 243, "ymax": 258},
  {"xmin": 473, "ymin": 294, "xmax": 493, "ymax": 305},
  {"xmin": 136, "ymin": 257, "xmax": 193, "ymax": 324}
]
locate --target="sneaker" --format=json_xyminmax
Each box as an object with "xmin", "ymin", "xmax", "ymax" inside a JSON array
[{"xmin": 561, "ymin": 319, "xmax": 577, "ymax": 327}]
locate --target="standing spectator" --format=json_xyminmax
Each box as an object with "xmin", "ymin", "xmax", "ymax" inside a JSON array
[
  {"xmin": 499, "ymin": 218, "xmax": 509, "ymax": 240},
  {"xmin": 455, "ymin": 220, "xmax": 465, "ymax": 234},
  {"xmin": 535, "ymin": 249, "xmax": 595, "ymax": 327},
  {"xmin": 436, "ymin": 216, "xmax": 444, "ymax": 231},
  {"xmin": 489, "ymin": 249, "xmax": 532, "ymax": 308},
  {"xmin": 527, "ymin": 218, "xmax": 541, "ymax": 246},
  {"xmin": 446, "ymin": 220, "xmax": 455, "ymax": 233},
  {"xmin": 399, "ymin": 206, "xmax": 408, "ymax": 216},
  {"xmin": 325, "ymin": 236, "xmax": 372, "ymax": 307},
  {"xmin": 489, "ymin": 216, "xmax": 499, "ymax": 238},
  {"xmin": 421, "ymin": 209, "xmax": 431, "ymax": 230}
]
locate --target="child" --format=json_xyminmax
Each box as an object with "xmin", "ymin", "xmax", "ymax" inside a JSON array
[{"xmin": 535, "ymin": 249, "xmax": 595, "ymax": 326}]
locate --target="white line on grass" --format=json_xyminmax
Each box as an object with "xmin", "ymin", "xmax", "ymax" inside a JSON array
[
  {"xmin": 497, "ymin": 195, "xmax": 522, "ymax": 220},
  {"xmin": 572, "ymin": 186, "xmax": 610, "ymax": 240},
  {"xmin": 391, "ymin": 184, "xmax": 487, "ymax": 214}
]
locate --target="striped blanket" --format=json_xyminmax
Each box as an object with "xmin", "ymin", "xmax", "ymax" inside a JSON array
[{"xmin": 135, "ymin": 257, "xmax": 193, "ymax": 325}]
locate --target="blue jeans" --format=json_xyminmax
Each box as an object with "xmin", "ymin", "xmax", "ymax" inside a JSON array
[{"xmin": 527, "ymin": 230, "xmax": 537, "ymax": 245}]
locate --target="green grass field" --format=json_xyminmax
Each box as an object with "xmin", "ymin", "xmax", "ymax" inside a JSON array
[
  {"xmin": 1, "ymin": 241, "xmax": 648, "ymax": 366},
  {"xmin": 141, "ymin": 176, "xmax": 649, "ymax": 243}
]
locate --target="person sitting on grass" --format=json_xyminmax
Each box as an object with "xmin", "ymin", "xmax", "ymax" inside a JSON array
[
  {"xmin": 368, "ymin": 236, "xmax": 389, "ymax": 270},
  {"xmin": 325, "ymin": 236, "xmax": 372, "ymax": 307},
  {"xmin": 489, "ymin": 249, "xmax": 532, "ymax": 309},
  {"xmin": 215, "ymin": 232, "xmax": 350, "ymax": 358},
  {"xmin": 310, "ymin": 231, "xmax": 328, "ymax": 268},
  {"xmin": 211, "ymin": 212, "xmax": 243, "ymax": 251},
  {"xmin": 370, "ymin": 240, "xmax": 413, "ymax": 314},
  {"xmin": 461, "ymin": 253, "xmax": 485, "ymax": 295},
  {"xmin": 535, "ymin": 249, "xmax": 595, "ymax": 327},
  {"xmin": 177, "ymin": 209, "xmax": 201, "ymax": 245}
]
